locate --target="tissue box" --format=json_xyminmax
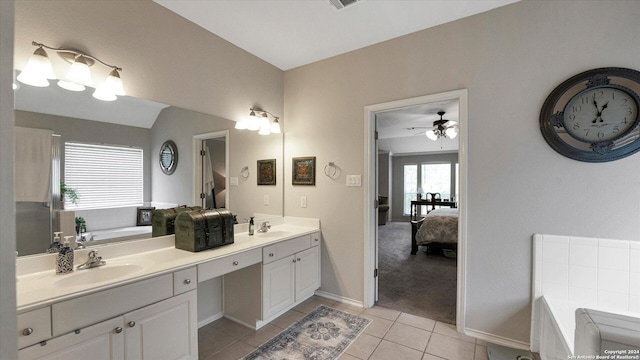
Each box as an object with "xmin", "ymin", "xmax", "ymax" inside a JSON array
[
  {"xmin": 152, "ymin": 206, "xmax": 202, "ymax": 237},
  {"xmin": 174, "ymin": 209, "xmax": 234, "ymax": 252}
]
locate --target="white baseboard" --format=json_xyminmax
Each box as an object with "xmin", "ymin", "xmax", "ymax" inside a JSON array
[
  {"xmin": 465, "ymin": 327, "xmax": 530, "ymax": 350},
  {"xmin": 198, "ymin": 311, "xmax": 224, "ymax": 328},
  {"xmin": 315, "ymin": 290, "xmax": 364, "ymax": 308}
]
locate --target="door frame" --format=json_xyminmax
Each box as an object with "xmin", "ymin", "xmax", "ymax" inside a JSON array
[
  {"xmin": 193, "ymin": 130, "xmax": 229, "ymax": 208},
  {"xmin": 363, "ymin": 89, "xmax": 468, "ymax": 333}
]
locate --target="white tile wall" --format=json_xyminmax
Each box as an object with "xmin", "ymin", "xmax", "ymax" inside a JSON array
[{"xmin": 535, "ymin": 234, "xmax": 639, "ymax": 315}]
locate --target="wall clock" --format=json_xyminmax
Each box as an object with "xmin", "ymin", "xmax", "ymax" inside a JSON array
[
  {"xmin": 159, "ymin": 140, "xmax": 178, "ymax": 175},
  {"xmin": 540, "ymin": 67, "xmax": 640, "ymax": 162}
]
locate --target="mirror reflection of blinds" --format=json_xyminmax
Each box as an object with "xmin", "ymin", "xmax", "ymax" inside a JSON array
[{"xmin": 64, "ymin": 142, "xmax": 143, "ymax": 210}]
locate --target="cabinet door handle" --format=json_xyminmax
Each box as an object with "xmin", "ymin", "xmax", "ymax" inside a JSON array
[
  {"xmin": 293, "ymin": 259, "xmax": 297, "ymax": 263},
  {"xmin": 297, "ymin": 258, "xmax": 301, "ymax": 262},
  {"xmin": 128, "ymin": 321, "xmax": 136, "ymax": 327},
  {"xmin": 184, "ymin": 279, "xmax": 191, "ymax": 284},
  {"xmin": 269, "ymin": 253, "xmax": 274, "ymax": 257},
  {"xmin": 22, "ymin": 328, "xmax": 33, "ymax": 336},
  {"xmin": 115, "ymin": 327, "xmax": 123, "ymax": 334},
  {"xmin": 233, "ymin": 261, "xmax": 239, "ymax": 266}
]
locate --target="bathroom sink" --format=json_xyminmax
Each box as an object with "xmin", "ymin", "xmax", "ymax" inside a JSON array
[
  {"xmin": 256, "ymin": 230, "xmax": 294, "ymax": 238},
  {"xmin": 53, "ymin": 263, "xmax": 144, "ymax": 288}
]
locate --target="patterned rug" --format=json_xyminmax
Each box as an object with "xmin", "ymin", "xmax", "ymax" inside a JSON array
[{"xmin": 243, "ymin": 305, "xmax": 371, "ymax": 360}]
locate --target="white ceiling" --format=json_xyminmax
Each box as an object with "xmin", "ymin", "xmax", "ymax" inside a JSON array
[
  {"xmin": 154, "ymin": 0, "xmax": 519, "ymax": 71},
  {"xmin": 153, "ymin": 0, "xmax": 518, "ymax": 154}
]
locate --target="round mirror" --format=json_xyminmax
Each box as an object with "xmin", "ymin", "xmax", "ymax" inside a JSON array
[{"xmin": 159, "ymin": 140, "xmax": 178, "ymax": 175}]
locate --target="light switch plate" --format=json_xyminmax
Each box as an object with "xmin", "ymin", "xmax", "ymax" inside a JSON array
[
  {"xmin": 301, "ymin": 196, "xmax": 307, "ymax": 208},
  {"xmin": 263, "ymin": 195, "xmax": 269, "ymax": 205},
  {"xmin": 230, "ymin": 177, "xmax": 239, "ymax": 186},
  {"xmin": 346, "ymin": 175, "xmax": 361, "ymax": 187}
]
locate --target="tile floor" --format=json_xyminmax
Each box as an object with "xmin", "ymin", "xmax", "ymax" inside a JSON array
[{"xmin": 199, "ymin": 296, "xmax": 490, "ymax": 360}]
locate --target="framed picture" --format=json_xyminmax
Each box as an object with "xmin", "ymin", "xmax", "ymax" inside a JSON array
[
  {"xmin": 137, "ymin": 207, "xmax": 155, "ymax": 226},
  {"xmin": 257, "ymin": 159, "xmax": 276, "ymax": 185},
  {"xmin": 292, "ymin": 157, "xmax": 316, "ymax": 185}
]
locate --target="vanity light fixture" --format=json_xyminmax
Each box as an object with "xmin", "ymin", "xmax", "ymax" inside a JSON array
[
  {"xmin": 235, "ymin": 107, "xmax": 281, "ymax": 135},
  {"xmin": 17, "ymin": 41, "xmax": 126, "ymax": 101}
]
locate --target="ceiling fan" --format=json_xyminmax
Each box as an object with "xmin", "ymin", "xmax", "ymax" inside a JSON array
[{"xmin": 406, "ymin": 111, "xmax": 459, "ymax": 141}]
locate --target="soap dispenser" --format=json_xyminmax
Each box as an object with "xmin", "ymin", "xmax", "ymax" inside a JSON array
[
  {"xmin": 47, "ymin": 232, "xmax": 63, "ymax": 253},
  {"xmin": 56, "ymin": 236, "xmax": 75, "ymax": 274},
  {"xmin": 249, "ymin": 217, "xmax": 254, "ymax": 236}
]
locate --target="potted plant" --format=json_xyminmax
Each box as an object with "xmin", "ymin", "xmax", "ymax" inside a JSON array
[
  {"xmin": 60, "ymin": 181, "xmax": 79, "ymax": 206},
  {"xmin": 75, "ymin": 216, "xmax": 86, "ymax": 235}
]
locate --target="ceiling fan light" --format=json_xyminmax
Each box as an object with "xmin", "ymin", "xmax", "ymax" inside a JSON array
[
  {"xmin": 57, "ymin": 79, "xmax": 86, "ymax": 92},
  {"xmin": 425, "ymin": 129, "xmax": 438, "ymax": 141},
  {"xmin": 445, "ymin": 126, "xmax": 458, "ymax": 139},
  {"xmin": 66, "ymin": 55, "xmax": 93, "ymax": 85}
]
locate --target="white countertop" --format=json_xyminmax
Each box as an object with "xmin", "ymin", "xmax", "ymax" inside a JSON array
[{"xmin": 16, "ymin": 217, "xmax": 320, "ymax": 312}]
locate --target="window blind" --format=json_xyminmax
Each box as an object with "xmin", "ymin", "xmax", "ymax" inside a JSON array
[{"xmin": 64, "ymin": 142, "xmax": 143, "ymax": 209}]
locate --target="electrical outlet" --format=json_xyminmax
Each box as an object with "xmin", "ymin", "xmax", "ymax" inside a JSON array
[
  {"xmin": 346, "ymin": 175, "xmax": 361, "ymax": 187},
  {"xmin": 263, "ymin": 195, "xmax": 269, "ymax": 205},
  {"xmin": 301, "ymin": 196, "xmax": 307, "ymax": 208}
]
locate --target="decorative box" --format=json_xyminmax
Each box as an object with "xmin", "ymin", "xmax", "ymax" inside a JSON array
[{"xmin": 174, "ymin": 209, "xmax": 234, "ymax": 252}]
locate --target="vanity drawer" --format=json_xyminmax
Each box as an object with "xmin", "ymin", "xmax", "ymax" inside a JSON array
[
  {"xmin": 310, "ymin": 232, "xmax": 320, "ymax": 247},
  {"xmin": 198, "ymin": 248, "xmax": 261, "ymax": 282},
  {"xmin": 263, "ymin": 235, "xmax": 311, "ymax": 264},
  {"xmin": 52, "ymin": 273, "xmax": 173, "ymax": 336},
  {"xmin": 173, "ymin": 267, "xmax": 197, "ymax": 295},
  {"xmin": 18, "ymin": 307, "xmax": 51, "ymax": 349}
]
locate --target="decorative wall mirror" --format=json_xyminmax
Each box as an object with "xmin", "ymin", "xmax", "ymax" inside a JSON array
[{"xmin": 159, "ymin": 140, "xmax": 178, "ymax": 175}]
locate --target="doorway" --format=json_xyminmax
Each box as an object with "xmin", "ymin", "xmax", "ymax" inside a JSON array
[
  {"xmin": 193, "ymin": 131, "xmax": 229, "ymax": 209},
  {"xmin": 363, "ymin": 89, "xmax": 468, "ymax": 332}
]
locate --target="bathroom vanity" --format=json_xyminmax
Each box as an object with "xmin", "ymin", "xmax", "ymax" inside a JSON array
[{"xmin": 16, "ymin": 217, "xmax": 320, "ymax": 360}]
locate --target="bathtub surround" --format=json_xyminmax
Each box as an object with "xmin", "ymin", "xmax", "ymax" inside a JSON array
[{"xmin": 531, "ymin": 234, "xmax": 640, "ymax": 358}]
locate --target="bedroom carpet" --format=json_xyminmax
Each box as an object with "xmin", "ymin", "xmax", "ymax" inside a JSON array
[{"xmin": 376, "ymin": 221, "xmax": 457, "ymax": 325}]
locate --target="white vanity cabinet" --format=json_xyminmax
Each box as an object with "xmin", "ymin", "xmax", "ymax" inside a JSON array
[
  {"xmin": 19, "ymin": 270, "xmax": 198, "ymax": 360},
  {"xmin": 224, "ymin": 232, "xmax": 321, "ymax": 326}
]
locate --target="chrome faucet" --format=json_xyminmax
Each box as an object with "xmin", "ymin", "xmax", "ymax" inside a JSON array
[
  {"xmin": 77, "ymin": 250, "xmax": 106, "ymax": 270},
  {"xmin": 258, "ymin": 221, "xmax": 271, "ymax": 233}
]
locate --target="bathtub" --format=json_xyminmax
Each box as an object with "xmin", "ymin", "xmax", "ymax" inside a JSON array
[
  {"xmin": 82, "ymin": 226, "xmax": 152, "ymax": 246},
  {"xmin": 531, "ymin": 234, "xmax": 640, "ymax": 359}
]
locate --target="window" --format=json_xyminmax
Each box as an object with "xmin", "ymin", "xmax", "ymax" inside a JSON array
[
  {"xmin": 421, "ymin": 163, "xmax": 451, "ymax": 200},
  {"xmin": 64, "ymin": 142, "xmax": 143, "ymax": 209},
  {"xmin": 403, "ymin": 164, "xmax": 418, "ymax": 215}
]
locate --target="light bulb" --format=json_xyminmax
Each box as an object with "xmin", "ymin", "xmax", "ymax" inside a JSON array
[
  {"xmin": 105, "ymin": 69, "xmax": 125, "ymax": 96},
  {"xmin": 247, "ymin": 112, "xmax": 261, "ymax": 131},
  {"xmin": 92, "ymin": 86, "xmax": 117, "ymax": 101},
  {"xmin": 258, "ymin": 124, "xmax": 271, "ymax": 135},
  {"xmin": 66, "ymin": 55, "xmax": 93, "ymax": 85},
  {"xmin": 235, "ymin": 119, "xmax": 248, "ymax": 130},
  {"xmin": 17, "ymin": 47, "xmax": 55, "ymax": 87},
  {"xmin": 270, "ymin": 119, "xmax": 281, "ymax": 134},
  {"xmin": 425, "ymin": 130, "xmax": 439, "ymax": 141},
  {"xmin": 445, "ymin": 126, "xmax": 458, "ymax": 139}
]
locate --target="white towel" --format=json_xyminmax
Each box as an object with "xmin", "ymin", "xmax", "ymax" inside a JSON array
[{"xmin": 14, "ymin": 127, "xmax": 53, "ymax": 202}]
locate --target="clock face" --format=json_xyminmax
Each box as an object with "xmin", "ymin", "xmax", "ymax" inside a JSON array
[{"xmin": 563, "ymin": 86, "xmax": 639, "ymax": 142}]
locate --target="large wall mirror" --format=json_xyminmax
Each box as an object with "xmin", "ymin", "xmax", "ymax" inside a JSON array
[{"xmin": 14, "ymin": 79, "xmax": 284, "ymax": 256}]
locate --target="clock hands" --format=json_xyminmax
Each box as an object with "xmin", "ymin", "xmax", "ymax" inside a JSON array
[{"xmin": 591, "ymin": 99, "xmax": 609, "ymax": 123}]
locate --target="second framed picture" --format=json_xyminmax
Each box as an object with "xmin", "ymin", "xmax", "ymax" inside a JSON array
[
  {"xmin": 292, "ymin": 157, "xmax": 316, "ymax": 185},
  {"xmin": 257, "ymin": 159, "xmax": 276, "ymax": 185}
]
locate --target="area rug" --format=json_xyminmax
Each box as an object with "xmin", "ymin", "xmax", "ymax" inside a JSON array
[{"xmin": 243, "ymin": 305, "xmax": 371, "ymax": 360}]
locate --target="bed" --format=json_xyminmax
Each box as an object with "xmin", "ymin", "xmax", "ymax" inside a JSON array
[{"xmin": 411, "ymin": 208, "xmax": 459, "ymax": 255}]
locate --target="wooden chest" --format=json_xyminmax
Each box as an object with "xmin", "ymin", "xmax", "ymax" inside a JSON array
[
  {"xmin": 174, "ymin": 209, "xmax": 234, "ymax": 252},
  {"xmin": 152, "ymin": 206, "xmax": 202, "ymax": 237}
]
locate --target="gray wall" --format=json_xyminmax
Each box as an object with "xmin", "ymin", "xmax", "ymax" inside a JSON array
[
  {"xmin": 284, "ymin": 0, "xmax": 640, "ymax": 344},
  {"xmin": 0, "ymin": 0, "xmax": 17, "ymax": 356},
  {"xmin": 391, "ymin": 153, "xmax": 458, "ymax": 221}
]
